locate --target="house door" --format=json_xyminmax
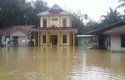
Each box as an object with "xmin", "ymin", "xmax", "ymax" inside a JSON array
[
  {"xmin": 13, "ymin": 36, "xmax": 18, "ymax": 47},
  {"xmin": 99, "ymin": 35, "xmax": 105, "ymax": 48},
  {"xmin": 51, "ymin": 35, "xmax": 57, "ymax": 45},
  {"xmin": 78, "ymin": 38, "xmax": 83, "ymax": 46}
]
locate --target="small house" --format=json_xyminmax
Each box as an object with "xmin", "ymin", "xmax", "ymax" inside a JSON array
[
  {"xmin": 0, "ymin": 25, "xmax": 35, "ymax": 47},
  {"xmin": 76, "ymin": 35, "xmax": 92, "ymax": 47},
  {"xmin": 88, "ymin": 21, "xmax": 125, "ymax": 51}
]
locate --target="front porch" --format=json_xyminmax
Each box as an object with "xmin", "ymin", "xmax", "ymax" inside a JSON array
[
  {"xmin": 33, "ymin": 31, "xmax": 76, "ymax": 46},
  {"xmin": 32, "ymin": 27, "xmax": 77, "ymax": 46}
]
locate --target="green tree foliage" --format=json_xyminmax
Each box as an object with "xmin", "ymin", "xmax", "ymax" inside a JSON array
[
  {"xmin": 117, "ymin": 0, "xmax": 125, "ymax": 8},
  {"xmin": 72, "ymin": 12, "xmax": 85, "ymax": 34},
  {"xmin": 84, "ymin": 20, "xmax": 99, "ymax": 33},
  {"xmin": 83, "ymin": 8, "xmax": 122, "ymax": 33},
  {"xmin": 0, "ymin": 0, "xmax": 48, "ymax": 28},
  {"xmin": 23, "ymin": 0, "xmax": 48, "ymax": 25},
  {"xmin": 0, "ymin": 0, "xmax": 122, "ymax": 35},
  {"xmin": 0, "ymin": 0, "xmax": 25, "ymax": 27},
  {"xmin": 116, "ymin": 0, "xmax": 125, "ymax": 20},
  {"xmin": 100, "ymin": 8, "xmax": 122, "ymax": 27}
]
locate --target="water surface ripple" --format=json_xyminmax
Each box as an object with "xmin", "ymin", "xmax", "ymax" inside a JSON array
[{"xmin": 0, "ymin": 46, "xmax": 125, "ymax": 80}]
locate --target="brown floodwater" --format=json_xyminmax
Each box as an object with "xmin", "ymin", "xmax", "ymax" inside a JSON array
[{"xmin": 0, "ymin": 46, "xmax": 125, "ymax": 80}]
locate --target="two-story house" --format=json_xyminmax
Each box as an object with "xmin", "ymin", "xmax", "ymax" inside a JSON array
[{"xmin": 32, "ymin": 4, "xmax": 77, "ymax": 46}]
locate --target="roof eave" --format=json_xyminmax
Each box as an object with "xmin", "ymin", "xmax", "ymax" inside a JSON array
[{"xmin": 88, "ymin": 21, "xmax": 125, "ymax": 35}]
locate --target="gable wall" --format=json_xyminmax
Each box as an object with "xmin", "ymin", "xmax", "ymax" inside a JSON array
[{"xmin": 40, "ymin": 15, "xmax": 71, "ymax": 27}]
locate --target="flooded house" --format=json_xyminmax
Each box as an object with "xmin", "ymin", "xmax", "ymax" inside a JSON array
[
  {"xmin": 31, "ymin": 4, "xmax": 77, "ymax": 46},
  {"xmin": 0, "ymin": 25, "xmax": 35, "ymax": 47},
  {"xmin": 88, "ymin": 21, "xmax": 125, "ymax": 51}
]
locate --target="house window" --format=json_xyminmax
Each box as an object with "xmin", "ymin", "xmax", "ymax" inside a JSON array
[
  {"xmin": 63, "ymin": 35, "xmax": 67, "ymax": 43},
  {"xmin": 43, "ymin": 35, "xmax": 46, "ymax": 43},
  {"xmin": 121, "ymin": 35, "xmax": 125, "ymax": 47},
  {"xmin": 62, "ymin": 18, "xmax": 67, "ymax": 27},
  {"xmin": 52, "ymin": 18, "xmax": 58, "ymax": 21},
  {"xmin": 43, "ymin": 19, "xmax": 47, "ymax": 27}
]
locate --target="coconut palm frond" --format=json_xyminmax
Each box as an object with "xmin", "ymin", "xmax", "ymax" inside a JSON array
[
  {"xmin": 118, "ymin": 0, "xmax": 125, "ymax": 3},
  {"xmin": 117, "ymin": 3, "xmax": 125, "ymax": 8}
]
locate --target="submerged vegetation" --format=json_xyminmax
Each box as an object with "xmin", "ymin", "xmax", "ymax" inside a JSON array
[{"xmin": 0, "ymin": 0, "xmax": 124, "ymax": 34}]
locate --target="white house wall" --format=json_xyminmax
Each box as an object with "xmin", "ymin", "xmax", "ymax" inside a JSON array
[
  {"xmin": 18, "ymin": 36, "xmax": 28, "ymax": 46},
  {"xmin": 110, "ymin": 34, "xmax": 125, "ymax": 51},
  {"xmin": 2, "ymin": 36, "xmax": 6, "ymax": 45},
  {"xmin": 10, "ymin": 31, "xmax": 26, "ymax": 36},
  {"xmin": 2, "ymin": 30, "xmax": 29, "ymax": 46},
  {"xmin": 10, "ymin": 31, "xmax": 28, "ymax": 46},
  {"xmin": 111, "ymin": 35, "xmax": 120, "ymax": 51}
]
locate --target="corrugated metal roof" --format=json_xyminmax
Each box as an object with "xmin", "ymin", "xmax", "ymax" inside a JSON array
[{"xmin": 76, "ymin": 35, "xmax": 92, "ymax": 37}]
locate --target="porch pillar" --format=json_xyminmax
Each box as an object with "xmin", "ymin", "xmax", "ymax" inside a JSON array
[
  {"xmin": 34, "ymin": 32, "xmax": 36, "ymax": 46},
  {"xmin": 59, "ymin": 16, "xmax": 61, "ymax": 27},
  {"xmin": 38, "ymin": 32, "xmax": 40, "ymax": 46},
  {"xmin": 67, "ymin": 32, "xmax": 70, "ymax": 46},
  {"xmin": 73, "ymin": 32, "xmax": 75, "ymax": 46},
  {"xmin": 46, "ymin": 32, "xmax": 50, "ymax": 46},
  {"xmin": 58, "ymin": 31, "xmax": 61, "ymax": 46},
  {"xmin": 39, "ymin": 32, "xmax": 41, "ymax": 46}
]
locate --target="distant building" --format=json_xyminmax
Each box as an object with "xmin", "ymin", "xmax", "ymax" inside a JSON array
[
  {"xmin": 0, "ymin": 25, "xmax": 35, "ymax": 47},
  {"xmin": 76, "ymin": 35, "xmax": 92, "ymax": 47},
  {"xmin": 88, "ymin": 21, "xmax": 125, "ymax": 51},
  {"xmin": 31, "ymin": 4, "xmax": 77, "ymax": 46}
]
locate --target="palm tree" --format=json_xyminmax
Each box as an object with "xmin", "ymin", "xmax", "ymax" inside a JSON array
[
  {"xmin": 116, "ymin": 0, "xmax": 125, "ymax": 20},
  {"xmin": 100, "ymin": 8, "xmax": 122, "ymax": 26},
  {"xmin": 117, "ymin": 0, "xmax": 125, "ymax": 8},
  {"xmin": 84, "ymin": 14, "xmax": 89, "ymax": 25}
]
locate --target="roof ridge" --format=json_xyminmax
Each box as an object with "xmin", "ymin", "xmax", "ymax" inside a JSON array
[{"xmin": 49, "ymin": 4, "xmax": 62, "ymax": 11}]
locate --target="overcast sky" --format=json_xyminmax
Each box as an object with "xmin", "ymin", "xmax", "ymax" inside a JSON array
[{"xmin": 28, "ymin": 0, "xmax": 124, "ymax": 21}]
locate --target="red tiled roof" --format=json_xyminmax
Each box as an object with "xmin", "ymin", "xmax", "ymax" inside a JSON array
[
  {"xmin": 48, "ymin": 4, "xmax": 63, "ymax": 14},
  {"xmin": 60, "ymin": 27, "xmax": 76, "ymax": 30},
  {"xmin": 45, "ymin": 26, "xmax": 60, "ymax": 30},
  {"xmin": 49, "ymin": 9, "xmax": 63, "ymax": 14},
  {"xmin": 0, "ymin": 25, "xmax": 35, "ymax": 35},
  {"xmin": 37, "ymin": 4, "xmax": 71, "ymax": 16},
  {"xmin": 31, "ymin": 26, "xmax": 77, "ymax": 33},
  {"xmin": 104, "ymin": 25, "xmax": 125, "ymax": 34},
  {"xmin": 0, "ymin": 26, "xmax": 13, "ymax": 35}
]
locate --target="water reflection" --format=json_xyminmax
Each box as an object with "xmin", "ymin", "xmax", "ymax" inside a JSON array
[{"xmin": 0, "ymin": 47, "xmax": 125, "ymax": 80}]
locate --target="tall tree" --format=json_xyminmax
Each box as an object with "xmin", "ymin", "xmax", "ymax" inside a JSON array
[
  {"xmin": 0, "ymin": 0, "xmax": 26, "ymax": 27},
  {"xmin": 100, "ymin": 8, "xmax": 122, "ymax": 27},
  {"xmin": 0, "ymin": 0, "xmax": 49, "ymax": 28},
  {"xmin": 117, "ymin": 0, "xmax": 125, "ymax": 8},
  {"xmin": 83, "ymin": 8, "xmax": 122, "ymax": 34},
  {"xmin": 72, "ymin": 12, "xmax": 85, "ymax": 34},
  {"xmin": 84, "ymin": 14, "xmax": 90, "ymax": 25},
  {"xmin": 32, "ymin": 0, "xmax": 49, "ymax": 25}
]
